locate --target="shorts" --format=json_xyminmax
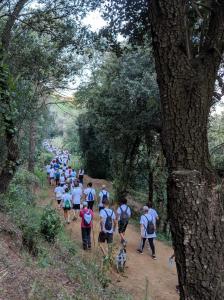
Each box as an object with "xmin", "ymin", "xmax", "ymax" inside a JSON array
[
  {"xmin": 87, "ymin": 201, "xmax": 94, "ymax": 210},
  {"xmin": 118, "ymin": 220, "xmax": 128, "ymax": 234},
  {"xmin": 63, "ymin": 207, "xmax": 71, "ymax": 211},
  {"xmin": 73, "ymin": 204, "xmax": 80, "ymax": 210},
  {"xmin": 57, "ymin": 199, "xmax": 61, "ymax": 204},
  {"xmin": 98, "ymin": 231, "xmax": 113, "ymax": 244}
]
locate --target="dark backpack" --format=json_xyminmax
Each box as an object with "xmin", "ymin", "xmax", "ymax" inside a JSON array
[
  {"xmin": 104, "ymin": 209, "xmax": 113, "ymax": 231},
  {"xmin": 88, "ymin": 189, "xmax": 94, "ymax": 201},
  {"xmin": 144, "ymin": 215, "xmax": 155, "ymax": 235},
  {"xmin": 102, "ymin": 191, "xmax": 108, "ymax": 203},
  {"xmin": 120, "ymin": 206, "xmax": 129, "ymax": 223}
]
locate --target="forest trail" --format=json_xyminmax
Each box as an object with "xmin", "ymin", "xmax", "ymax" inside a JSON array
[{"xmin": 41, "ymin": 176, "xmax": 178, "ymax": 300}]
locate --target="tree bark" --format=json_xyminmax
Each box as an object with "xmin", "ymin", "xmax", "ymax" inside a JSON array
[
  {"xmin": 2, "ymin": 0, "xmax": 29, "ymax": 50},
  {"xmin": 150, "ymin": 1, "xmax": 224, "ymax": 299},
  {"xmin": 28, "ymin": 119, "xmax": 36, "ymax": 173}
]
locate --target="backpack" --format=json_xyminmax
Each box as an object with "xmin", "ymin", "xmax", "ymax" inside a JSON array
[
  {"xmin": 102, "ymin": 191, "xmax": 108, "ymax": 203},
  {"xmin": 55, "ymin": 172, "xmax": 60, "ymax": 179},
  {"xmin": 104, "ymin": 209, "xmax": 113, "ymax": 231},
  {"xmin": 64, "ymin": 197, "xmax": 71, "ymax": 209},
  {"xmin": 120, "ymin": 206, "xmax": 129, "ymax": 223},
  {"xmin": 83, "ymin": 210, "xmax": 92, "ymax": 226},
  {"xmin": 144, "ymin": 215, "xmax": 155, "ymax": 235},
  {"xmin": 88, "ymin": 189, "xmax": 94, "ymax": 201}
]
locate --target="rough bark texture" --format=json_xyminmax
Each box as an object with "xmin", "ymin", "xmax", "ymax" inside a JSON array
[
  {"xmin": 150, "ymin": 1, "xmax": 224, "ymax": 299},
  {"xmin": 28, "ymin": 119, "xmax": 36, "ymax": 173},
  {"xmin": 168, "ymin": 171, "xmax": 224, "ymax": 299}
]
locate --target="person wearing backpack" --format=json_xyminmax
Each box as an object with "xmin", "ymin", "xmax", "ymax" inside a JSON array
[
  {"xmin": 78, "ymin": 168, "xmax": 84, "ymax": 184},
  {"xmin": 61, "ymin": 188, "xmax": 72, "ymax": 224},
  {"xmin": 84, "ymin": 182, "xmax": 96, "ymax": 210},
  {"xmin": 98, "ymin": 199, "xmax": 116, "ymax": 257},
  {"xmin": 137, "ymin": 206, "xmax": 157, "ymax": 260},
  {"xmin": 117, "ymin": 197, "xmax": 131, "ymax": 245},
  {"xmin": 79, "ymin": 201, "xmax": 94, "ymax": 250},
  {"xmin": 98, "ymin": 185, "xmax": 109, "ymax": 212}
]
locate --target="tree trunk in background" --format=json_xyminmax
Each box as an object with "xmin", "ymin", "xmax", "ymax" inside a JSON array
[
  {"xmin": 147, "ymin": 168, "xmax": 153, "ymax": 203},
  {"xmin": 0, "ymin": 55, "xmax": 19, "ymax": 194},
  {"xmin": 28, "ymin": 120, "xmax": 36, "ymax": 173},
  {"xmin": 150, "ymin": 1, "xmax": 224, "ymax": 299}
]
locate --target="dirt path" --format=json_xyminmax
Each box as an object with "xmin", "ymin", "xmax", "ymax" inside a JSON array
[{"xmin": 43, "ymin": 177, "xmax": 178, "ymax": 300}]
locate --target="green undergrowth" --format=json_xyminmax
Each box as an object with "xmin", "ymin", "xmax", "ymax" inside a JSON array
[{"xmin": 0, "ymin": 168, "xmax": 129, "ymax": 299}]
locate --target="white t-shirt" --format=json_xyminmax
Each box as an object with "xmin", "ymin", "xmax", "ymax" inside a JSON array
[
  {"xmin": 140, "ymin": 213, "xmax": 156, "ymax": 238},
  {"xmin": 117, "ymin": 204, "xmax": 131, "ymax": 221},
  {"xmin": 62, "ymin": 193, "xmax": 72, "ymax": 208},
  {"xmin": 84, "ymin": 187, "xmax": 96, "ymax": 202},
  {"xmin": 99, "ymin": 189, "xmax": 109, "ymax": 207},
  {"xmin": 60, "ymin": 175, "xmax": 65, "ymax": 184},
  {"xmin": 54, "ymin": 186, "xmax": 64, "ymax": 199},
  {"xmin": 99, "ymin": 208, "xmax": 116, "ymax": 234},
  {"xmin": 50, "ymin": 169, "xmax": 55, "ymax": 178},
  {"xmin": 72, "ymin": 187, "xmax": 82, "ymax": 205}
]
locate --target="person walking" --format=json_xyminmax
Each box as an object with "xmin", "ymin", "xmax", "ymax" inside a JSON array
[
  {"xmin": 84, "ymin": 182, "xmax": 96, "ymax": 210},
  {"xmin": 137, "ymin": 206, "xmax": 157, "ymax": 260},
  {"xmin": 54, "ymin": 183, "xmax": 64, "ymax": 208},
  {"xmin": 79, "ymin": 201, "xmax": 94, "ymax": 250},
  {"xmin": 71, "ymin": 181, "xmax": 82, "ymax": 220},
  {"xmin": 49, "ymin": 167, "xmax": 55, "ymax": 186},
  {"xmin": 98, "ymin": 199, "xmax": 116, "ymax": 258},
  {"xmin": 98, "ymin": 185, "xmax": 109, "ymax": 212},
  {"xmin": 116, "ymin": 197, "xmax": 131, "ymax": 245},
  {"xmin": 78, "ymin": 168, "xmax": 84, "ymax": 184},
  {"xmin": 61, "ymin": 188, "xmax": 72, "ymax": 224},
  {"xmin": 54, "ymin": 168, "xmax": 60, "ymax": 186}
]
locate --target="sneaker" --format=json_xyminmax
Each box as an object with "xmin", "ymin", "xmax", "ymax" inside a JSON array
[
  {"xmin": 152, "ymin": 255, "xmax": 157, "ymax": 260},
  {"xmin": 137, "ymin": 249, "xmax": 143, "ymax": 254}
]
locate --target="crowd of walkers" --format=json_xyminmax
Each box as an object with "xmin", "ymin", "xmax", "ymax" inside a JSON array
[{"xmin": 43, "ymin": 140, "xmax": 159, "ymax": 260}]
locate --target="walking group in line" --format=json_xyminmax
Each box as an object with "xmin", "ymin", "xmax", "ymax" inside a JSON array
[{"xmin": 43, "ymin": 140, "xmax": 159, "ymax": 261}]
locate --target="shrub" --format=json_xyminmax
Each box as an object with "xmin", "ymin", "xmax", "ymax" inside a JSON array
[{"xmin": 40, "ymin": 206, "xmax": 62, "ymax": 242}]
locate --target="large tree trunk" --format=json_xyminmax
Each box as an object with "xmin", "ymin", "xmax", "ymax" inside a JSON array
[
  {"xmin": 28, "ymin": 119, "xmax": 37, "ymax": 173},
  {"xmin": 150, "ymin": 1, "xmax": 224, "ymax": 299}
]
